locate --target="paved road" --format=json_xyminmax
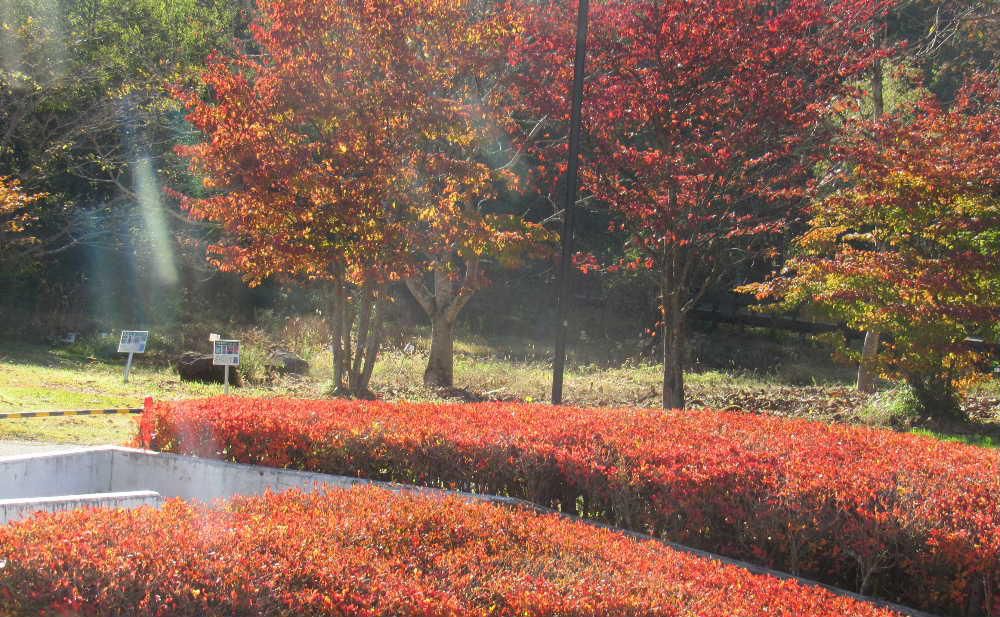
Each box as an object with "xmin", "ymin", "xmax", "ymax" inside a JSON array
[{"xmin": 0, "ymin": 440, "xmax": 87, "ymax": 457}]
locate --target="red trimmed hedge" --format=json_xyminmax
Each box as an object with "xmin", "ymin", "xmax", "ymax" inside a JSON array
[
  {"xmin": 136, "ymin": 398, "xmax": 1000, "ymax": 616},
  {"xmin": 0, "ymin": 487, "xmax": 904, "ymax": 617}
]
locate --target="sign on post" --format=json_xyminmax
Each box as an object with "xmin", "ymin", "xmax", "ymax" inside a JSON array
[
  {"xmin": 212, "ymin": 340, "xmax": 240, "ymax": 394},
  {"xmin": 118, "ymin": 331, "xmax": 149, "ymax": 354},
  {"xmin": 212, "ymin": 340, "xmax": 240, "ymax": 366},
  {"xmin": 118, "ymin": 331, "xmax": 149, "ymax": 384}
]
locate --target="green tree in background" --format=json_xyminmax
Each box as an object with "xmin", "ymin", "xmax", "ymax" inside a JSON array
[{"xmin": 0, "ymin": 0, "xmax": 239, "ymax": 327}]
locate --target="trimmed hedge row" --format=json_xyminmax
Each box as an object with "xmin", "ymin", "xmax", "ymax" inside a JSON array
[
  {"xmin": 0, "ymin": 488, "xmax": 905, "ymax": 616},
  {"xmin": 135, "ymin": 398, "xmax": 1000, "ymax": 616}
]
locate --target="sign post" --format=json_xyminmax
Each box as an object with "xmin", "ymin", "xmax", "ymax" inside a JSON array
[
  {"xmin": 212, "ymin": 340, "xmax": 240, "ymax": 394},
  {"xmin": 118, "ymin": 331, "xmax": 149, "ymax": 384}
]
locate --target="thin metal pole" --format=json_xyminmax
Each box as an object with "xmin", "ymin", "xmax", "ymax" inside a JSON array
[
  {"xmin": 224, "ymin": 365, "xmax": 230, "ymax": 395},
  {"xmin": 124, "ymin": 352, "xmax": 134, "ymax": 384},
  {"xmin": 552, "ymin": 0, "xmax": 590, "ymax": 406}
]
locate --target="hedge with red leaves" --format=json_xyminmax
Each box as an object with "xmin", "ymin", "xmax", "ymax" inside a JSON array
[
  {"xmin": 136, "ymin": 398, "xmax": 1000, "ymax": 616},
  {"xmin": 0, "ymin": 488, "xmax": 906, "ymax": 617}
]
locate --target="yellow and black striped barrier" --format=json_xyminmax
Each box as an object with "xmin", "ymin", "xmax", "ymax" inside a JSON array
[{"xmin": 0, "ymin": 407, "xmax": 143, "ymax": 420}]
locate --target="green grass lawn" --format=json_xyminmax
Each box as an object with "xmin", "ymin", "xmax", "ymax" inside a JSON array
[
  {"xmin": 0, "ymin": 341, "xmax": 291, "ymax": 444},
  {"xmin": 1, "ymin": 337, "xmax": 997, "ymax": 447},
  {"xmin": 0, "ymin": 415, "xmax": 137, "ymax": 445},
  {"xmin": 910, "ymin": 428, "xmax": 998, "ymax": 449},
  {"xmin": 0, "ymin": 338, "xmax": 790, "ymax": 444}
]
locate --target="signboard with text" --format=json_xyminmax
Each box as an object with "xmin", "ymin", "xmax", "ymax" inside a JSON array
[
  {"xmin": 118, "ymin": 331, "xmax": 149, "ymax": 354},
  {"xmin": 213, "ymin": 340, "xmax": 241, "ymax": 366}
]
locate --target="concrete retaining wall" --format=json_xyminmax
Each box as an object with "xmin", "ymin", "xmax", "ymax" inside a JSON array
[
  {"xmin": 0, "ymin": 446, "xmax": 366, "ymax": 505},
  {"xmin": 0, "ymin": 491, "xmax": 161, "ymax": 524},
  {"xmin": 0, "ymin": 449, "xmax": 113, "ymax": 499},
  {"xmin": 107, "ymin": 447, "xmax": 367, "ymax": 500},
  {"xmin": 0, "ymin": 446, "xmax": 527, "ymax": 509}
]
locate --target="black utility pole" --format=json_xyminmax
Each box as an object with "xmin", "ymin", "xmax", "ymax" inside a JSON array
[{"xmin": 551, "ymin": 0, "xmax": 590, "ymax": 406}]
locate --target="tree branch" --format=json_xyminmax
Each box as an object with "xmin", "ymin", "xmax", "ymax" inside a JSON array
[
  {"xmin": 444, "ymin": 258, "xmax": 480, "ymax": 323},
  {"xmin": 405, "ymin": 276, "xmax": 436, "ymax": 316}
]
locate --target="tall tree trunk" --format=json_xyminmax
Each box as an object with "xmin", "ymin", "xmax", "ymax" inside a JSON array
[
  {"xmin": 329, "ymin": 276, "xmax": 349, "ymax": 393},
  {"xmin": 328, "ymin": 276, "xmax": 383, "ymax": 398},
  {"xmin": 405, "ymin": 259, "xmax": 479, "ymax": 389},
  {"xmin": 358, "ymin": 296, "xmax": 384, "ymax": 392},
  {"xmin": 425, "ymin": 312, "xmax": 455, "ymax": 387},
  {"xmin": 348, "ymin": 290, "xmax": 373, "ymax": 395},
  {"xmin": 857, "ymin": 330, "xmax": 881, "ymax": 393},
  {"xmin": 662, "ymin": 268, "xmax": 685, "ymax": 409},
  {"xmin": 857, "ymin": 58, "xmax": 884, "ymax": 394}
]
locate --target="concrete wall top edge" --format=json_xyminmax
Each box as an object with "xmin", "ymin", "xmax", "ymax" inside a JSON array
[
  {"xmin": 0, "ymin": 446, "xmax": 112, "ymax": 464},
  {"xmin": 0, "ymin": 490, "xmax": 161, "ymax": 506}
]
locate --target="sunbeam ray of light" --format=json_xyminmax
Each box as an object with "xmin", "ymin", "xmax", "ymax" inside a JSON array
[{"xmin": 133, "ymin": 156, "xmax": 179, "ymax": 287}]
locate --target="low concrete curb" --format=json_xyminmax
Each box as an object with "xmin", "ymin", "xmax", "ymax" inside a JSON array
[{"xmin": 0, "ymin": 490, "xmax": 161, "ymax": 524}]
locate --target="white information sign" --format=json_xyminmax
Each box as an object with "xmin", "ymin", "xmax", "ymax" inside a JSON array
[
  {"xmin": 118, "ymin": 331, "xmax": 149, "ymax": 354},
  {"xmin": 213, "ymin": 340, "xmax": 241, "ymax": 366},
  {"xmin": 213, "ymin": 339, "xmax": 240, "ymax": 394}
]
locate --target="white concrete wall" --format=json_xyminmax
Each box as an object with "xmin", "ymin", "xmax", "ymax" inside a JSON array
[
  {"xmin": 108, "ymin": 448, "xmax": 366, "ymax": 500},
  {"xmin": 0, "ymin": 446, "xmax": 528, "ymax": 512},
  {"xmin": 0, "ymin": 491, "xmax": 161, "ymax": 524},
  {"xmin": 105, "ymin": 448, "xmax": 533, "ymax": 508},
  {"xmin": 0, "ymin": 449, "xmax": 111, "ymax": 498},
  {"xmin": 0, "ymin": 447, "xmax": 370, "ymax": 507}
]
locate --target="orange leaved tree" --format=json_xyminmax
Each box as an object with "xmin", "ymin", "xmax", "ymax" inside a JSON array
[
  {"xmin": 743, "ymin": 77, "xmax": 1000, "ymax": 418},
  {"xmin": 176, "ymin": 0, "xmax": 546, "ymax": 394}
]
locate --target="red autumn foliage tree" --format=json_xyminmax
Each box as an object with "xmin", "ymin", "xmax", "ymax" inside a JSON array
[
  {"xmin": 742, "ymin": 76, "xmax": 1000, "ymax": 418},
  {"xmin": 510, "ymin": 0, "xmax": 893, "ymax": 408},
  {"xmin": 175, "ymin": 0, "xmax": 546, "ymax": 394},
  {"xmin": 398, "ymin": 10, "xmax": 553, "ymax": 387}
]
